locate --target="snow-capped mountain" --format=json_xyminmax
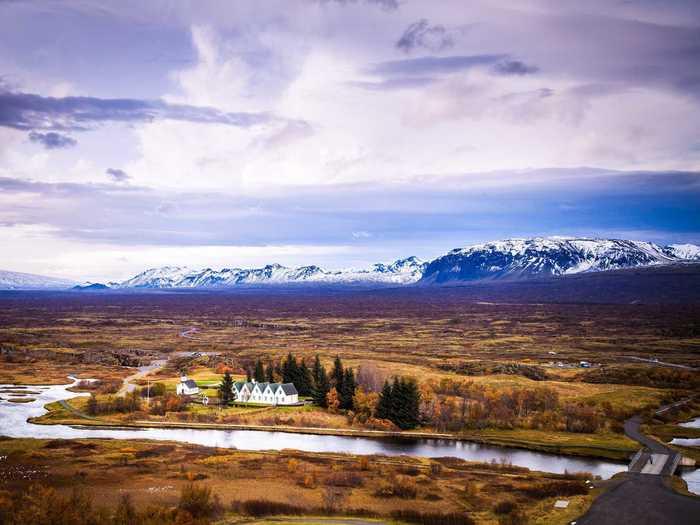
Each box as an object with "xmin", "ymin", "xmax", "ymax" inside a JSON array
[
  {"xmin": 116, "ymin": 256, "xmax": 427, "ymax": 289},
  {"xmin": 4, "ymin": 238, "xmax": 699, "ymax": 290},
  {"xmin": 663, "ymin": 244, "xmax": 700, "ymax": 261},
  {"xmin": 0, "ymin": 270, "xmax": 76, "ymax": 290},
  {"xmin": 419, "ymin": 237, "xmax": 697, "ymax": 284}
]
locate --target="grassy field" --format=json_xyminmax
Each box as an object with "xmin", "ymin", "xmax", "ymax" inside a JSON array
[
  {"xmin": 0, "ymin": 291, "xmax": 698, "ymax": 523},
  {"xmin": 0, "ymin": 437, "xmax": 603, "ymax": 525}
]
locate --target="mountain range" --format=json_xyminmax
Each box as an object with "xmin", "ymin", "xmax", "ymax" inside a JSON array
[{"xmin": 2, "ymin": 237, "xmax": 699, "ymax": 291}]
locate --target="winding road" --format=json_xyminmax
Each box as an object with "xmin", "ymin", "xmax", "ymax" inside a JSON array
[
  {"xmin": 116, "ymin": 360, "xmax": 166, "ymax": 397},
  {"xmin": 575, "ymin": 399, "xmax": 699, "ymax": 525}
]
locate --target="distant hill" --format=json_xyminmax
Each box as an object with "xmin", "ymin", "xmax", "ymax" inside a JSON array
[
  {"xmin": 111, "ymin": 237, "xmax": 700, "ymax": 289},
  {"xmin": 72, "ymin": 282, "xmax": 110, "ymax": 291},
  {"xmin": 0, "ymin": 269, "xmax": 76, "ymax": 290}
]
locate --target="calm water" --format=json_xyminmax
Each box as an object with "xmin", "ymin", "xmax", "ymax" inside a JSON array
[
  {"xmin": 0, "ymin": 379, "xmax": 643, "ymax": 481},
  {"xmin": 679, "ymin": 417, "xmax": 700, "ymax": 429},
  {"xmin": 671, "ymin": 438, "xmax": 700, "ymax": 446}
]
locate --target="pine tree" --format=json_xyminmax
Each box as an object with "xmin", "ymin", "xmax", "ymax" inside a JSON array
[
  {"xmin": 331, "ymin": 355, "xmax": 344, "ymax": 393},
  {"xmin": 219, "ymin": 371, "xmax": 234, "ymax": 406},
  {"xmin": 402, "ymin": 377, "xmax": 421, "ymax": 430},
  {"xmin": 246, "ymin": 368, "xmax": 252, "ymax": 382},
  {"xmin": 254, "ymin": 359, "xmax": 265, "ymax": 383},
  {"xmin": 340, "ymin": 367, "xmax": 356, "ymax": 410},
  {"xmin": 265, "ymin": 361, "xmax": 274, "ymax": 383},
  {"xmin": 298, "ymin": 359, "xmax": 313, "ymax": 396},
  {"xmin": 312, "ymin": 362, "xmax": 330, "ymax": 407},
  {"xmin": 376, "ymin": 380, "xmax": 393, "ymax": 420},
  {"xmin": 312, "ymin": 354, "xmax": 323, "ymax": 386}
]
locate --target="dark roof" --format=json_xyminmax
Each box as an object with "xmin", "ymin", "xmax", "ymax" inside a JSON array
[
  {"xmin": 279, "ymin": 383, "xmax": 298, "ymax": 395},
  {"xmin": 232, "ymin": 381, "xmax": 297, "ymax": 395},
  {"xmin": 183, "ymin": 380, "xmax": 198, "ymax": 389}
]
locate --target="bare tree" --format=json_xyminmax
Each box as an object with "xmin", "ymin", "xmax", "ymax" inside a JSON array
[
  {"xmin": 322, "ymin": 486, "xmax": 346, "ymax": 513},
  {"xmin": 356, "ymin": 362, "xmax": 386, "ymax": 393}
]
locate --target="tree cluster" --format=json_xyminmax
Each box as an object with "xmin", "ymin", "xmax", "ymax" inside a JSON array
[
  {"xmin": 421, "ymin": 378, "xmax": 605, "ymax": 433},
  {"xmin": 245, "ymin": 353, "xmax": 357, "ymax": 410},
  {"xmin": 247, "ymin": 353, "xmax": 314, "ymax": 396},
  {"xmin": 376, "ymin": 376, "xmax": 421, "ymax": 430},
  {"xmin": 86, "ymin": 392, "xmax": 140, "ymax": 416}
]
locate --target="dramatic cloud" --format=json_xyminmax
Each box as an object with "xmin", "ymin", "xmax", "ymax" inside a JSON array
[
  {"xmin": 0, "ymin": 90, "xmax": 303, "ymax": 132},
  {"xmin": 396, "ymin": 19, "xmax": 455, "ymax": 53},
  {"xmin": 367, "ymin": 54, "xmax": 507, "ymax": 76},
  {"xmin": 27, "ymin": 131, "xmax": 77, "ymax": 149},
  {"xmin": 1, "ymin": 0, "xmax": 700, "ymax": 278},
  {"xmin": 492, "ymin": 60, "xmax": 539, "ymax": 76},
  {"xmin": 105, "ymin": 168, "xmax": 130, "ymax": 183}
]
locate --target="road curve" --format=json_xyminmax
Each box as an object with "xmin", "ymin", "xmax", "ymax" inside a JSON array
[{"xmin": 574, "ymin": 400, "xmax": 699, "ymax": 525}]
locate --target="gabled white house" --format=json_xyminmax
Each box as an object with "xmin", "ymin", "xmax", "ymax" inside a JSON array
[
  {"xmin": 176, "ymin": 375, "xmax": 200, "ymax": 396},
  {"xmin": 232, "ymin": 380, "xmax": 298, "ymax": 405}
]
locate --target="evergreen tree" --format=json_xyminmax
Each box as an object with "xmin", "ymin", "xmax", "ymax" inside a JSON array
[
  {"xmin": 246, "ymin": 368, "xmax": 252, "ymax": 382},
  {"xmin": 265, "ymin": 361, "xmax": 274, "ymax": 383},
  {"xmin": 298, "ymin": 359, "xmax": 313, "ymax": 396},
  {"xmin": 340, "ymin": 367, "xmax": 356, "ymax": 410},
  {"xmin": 219, "ymin": 371, "xmax": 234, "ymax": 406},
  {"xmin": 376, "ymin": 380, "xmax": 392, "ymax": 420},
  {"xmin": 331, "ymin": 355, "xmax": 344, "ymax": 393},
  {"xmin": 312, "ymin": 362, "xmax": 330, "ymax": 407},
  {"xmin": 402, "ymin": 377, "xmax": 421, "ymax": 430},
  {"xmin": 312, "ymin": 354, "xmax": 323, "ymax": 386},
  {"xmin": 254, "ymin": 359, "xmax": 265, "ymax": 383},
  {"xmin": 283, "ymin": 352, "xmax": 300, "ymax": 385}
]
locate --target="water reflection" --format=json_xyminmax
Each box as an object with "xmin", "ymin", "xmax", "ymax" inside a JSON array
[{"xmin": 0, "ymin": 379, "xmax": 628, "ymax": 480}]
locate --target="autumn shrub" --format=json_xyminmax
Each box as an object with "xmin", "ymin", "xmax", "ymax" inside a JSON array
[
  {"xmin": 521, "ymin": 480, "xmax": 587, "ymax": 499},
  {"xmin": 390, "ymin": 509, "xmax": 475, "ymax": 525},
  {"xmin": 232, "ymin": 499, "xmax": 306, "ymax": 516},
  {"xmin": 325, "ymin": 471, "xmax": 364, "ymax": 487},
  {"xmin": 375, "ymin": 475, "xmax": 417, "ymax": 499},
  {"xmin": 178, "ymin": 483, "xmax": 221, "ymax": 519},
  {"xmin": 493, "ymin": 499, "xmax": 517, "ymax": 514}
]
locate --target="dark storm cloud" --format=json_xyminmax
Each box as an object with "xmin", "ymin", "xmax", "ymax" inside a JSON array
[
  {"xmin": 396, "ymin": 19, "xmax": 455, "ymax": 53},
  {"xmin": 492, "ymin": 60, "xmax": 539, "ymax": 76},
  {"xmin": 27, "ymin": 130, "xmax": 77, "ymax": 149},
  {"xmin": 0, "ymin": 90, "xmax": 305, "ymax": 132},
  {"xmin": 1, "ymin": 169, "xmax": 698, "ymax": 247},
  {"xmin": 105, "ymin": 168, "xmax": 130, "ymax": 183},
  {"xmin": 367, "ymin": 54, "xmax": 507, "ymax": 76}
]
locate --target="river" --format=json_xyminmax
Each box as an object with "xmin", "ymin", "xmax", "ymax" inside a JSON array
[{"xmin": 0, "ymin": 379, "xmax": 694, "ymax": 489}]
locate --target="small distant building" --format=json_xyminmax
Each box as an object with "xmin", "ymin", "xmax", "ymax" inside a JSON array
[
  {"xmin": 579, "ymin": 361, "xmax": 592, "ymax": 368},
  {"xmin": 232, "ymin": 380, "xmax": 298, "ymax": 405},
  {"xmin": 176, "ymin": 375, "xmax": 200, "ymax": 396}
]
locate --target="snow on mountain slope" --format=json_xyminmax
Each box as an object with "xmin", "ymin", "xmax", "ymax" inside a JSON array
[
  {"xmin": 664, "ymin": 244, "xmax": 700, "ymax": 261},
  {"xmin": 115, "ymin": 257, "xmax": 427, "ymax": 289},
  {"xmin": 0, "ymin": 270, "xmax": 76, "ymax": 290},
  {"xmin": 419, "ymin": 238, "xmax": 690, "ymax": 284},
  {"xmin": 108, "ymin": 238, "xmax": 700, "ymax": 289}
]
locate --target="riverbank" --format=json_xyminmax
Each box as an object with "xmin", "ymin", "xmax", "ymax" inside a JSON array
[
  {"xmin": 0, "ymin": 436, "xmax": 602, "ymax": 525},
  {"xmin": 32, "ymin": 397, "xmax": 637, "ymax": 461}
]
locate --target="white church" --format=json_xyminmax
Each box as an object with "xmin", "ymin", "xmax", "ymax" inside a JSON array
[
  {"xmin": 176, "ymin": 375, "xmax": 200, "ymax": 396},
  {"xmin": 232, "ymin": 380, "xmax": 299, "ymax": 405}
]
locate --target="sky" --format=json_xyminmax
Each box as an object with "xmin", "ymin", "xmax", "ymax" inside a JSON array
[{"xmin": 1, "ymin": 0, "xmax": 699, "ymax": 282}]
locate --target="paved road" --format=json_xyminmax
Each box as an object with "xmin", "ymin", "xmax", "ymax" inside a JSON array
[
  {"xmin": 575, "ymin": 474, "xmax": 700, "ymax": 525},
  {"xmin": 574, "ymin": 399, "xmax": 700, "ymax": 524},
  {"xmin": 116, "ymin": 360, "xmax": 166, "ymax": 397},
  {"xmin": 621, "ymin": 356, "xmax": 697, "ymax": 370}
]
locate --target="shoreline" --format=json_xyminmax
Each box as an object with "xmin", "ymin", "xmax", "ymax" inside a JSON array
[{"xmin": 30, "ymin": 408, "xmax": 635, "ymax": 462}]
